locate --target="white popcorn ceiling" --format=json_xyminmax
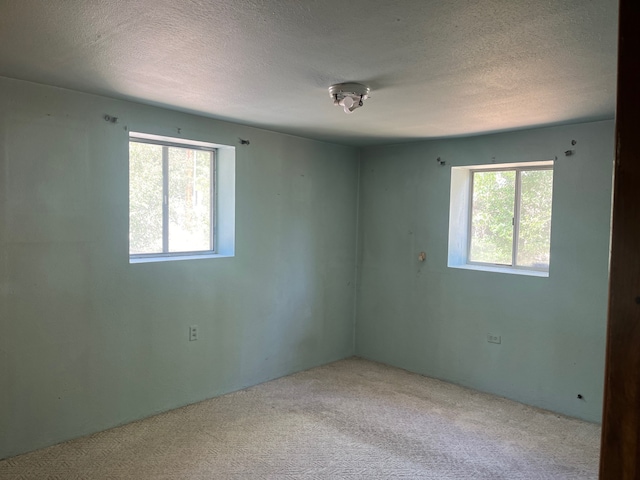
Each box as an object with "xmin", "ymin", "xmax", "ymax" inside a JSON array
[{"xmin": 0, "ymin": 0, "xmax": 618, "ymax": 146}]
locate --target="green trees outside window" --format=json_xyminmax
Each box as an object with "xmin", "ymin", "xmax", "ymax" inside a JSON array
[
  {"xmin": 470, "ymin": 168, "xmax": 553, "ymax": 270},
  {"xmin": 129, "ymin": 140, "xmax": 214, "ymax": 256}
]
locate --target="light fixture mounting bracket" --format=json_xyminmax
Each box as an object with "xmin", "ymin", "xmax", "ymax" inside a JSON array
[{"xmin": 329, "ymin": 82, "xmax": 370, "ymax": 114}]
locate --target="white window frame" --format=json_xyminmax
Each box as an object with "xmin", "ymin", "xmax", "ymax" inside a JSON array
[
  {"xmin": 467, "ymin": 165, "xmax": 553, "ymax": 272},
  {"xmin": 128, "ymin": 132, "xmax": 236, "ymax": 264},
  {"xmin": 448, "ymin": 160, "xmax": 554, "ymax": 277},
  {"xmin": 129, "ymin": 138, "xmax": 216, "ymax": 260}
]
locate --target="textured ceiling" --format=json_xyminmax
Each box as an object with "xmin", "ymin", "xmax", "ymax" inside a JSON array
[{"xmin": 0, "ymin": 0, "xmax": 618, "ymax": 145}]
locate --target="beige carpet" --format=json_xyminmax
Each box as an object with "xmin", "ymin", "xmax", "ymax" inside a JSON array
[{"xmin": 0, "ymin": 358, "xmax": 600, "ymax": 479}]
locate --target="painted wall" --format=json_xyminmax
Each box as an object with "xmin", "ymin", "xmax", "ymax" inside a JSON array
[
  {"xmin": 0, "ymin": 74, "xmax": 613, "ymax": 459},
  {"xmin": 356, "ymin": 120, "xmax": 614, "ymax": 423},
  {"xmin": 0, "ymin": 77, "xmax": 359, "ymax": 459}
]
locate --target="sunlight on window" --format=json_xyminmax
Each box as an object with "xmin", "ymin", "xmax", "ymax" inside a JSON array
[
  {"xmin": 129, "ymin": 142, "xmax": 164, "ymax": 255},
  {"xmin": 469, "ymin": 170, "xmax": 516, "ymax": 265},
  {"xmin": 517, "ymin": 170, "xmax": 553, "ymax": 269},
  {"xmin": 129, "ymin": 140, "xmax": 215, "ymax": 256},
  {"xmin": 467, "ymin": 166, "xmax": 553, "ymax": 271},
  {"xmin": 168, "ymin": 147, "xmax": 212, "ymax": 253}
]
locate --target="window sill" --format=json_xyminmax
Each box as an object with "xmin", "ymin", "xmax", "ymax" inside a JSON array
[
  {"xmin": 448, "ymin": 263, "xmax": 549, "ymax": 277},
  {"xmin": 129, "ymin": 253, "xmax": 234, "ymax": 264}
]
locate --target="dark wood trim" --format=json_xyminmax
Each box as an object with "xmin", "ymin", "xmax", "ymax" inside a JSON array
[{"xmin": 600, "ymin": 1, "xmax": 640, "ymax": 478}]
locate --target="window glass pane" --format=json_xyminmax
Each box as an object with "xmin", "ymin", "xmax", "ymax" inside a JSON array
[
  {"xmin": 129, "ymin": 142, "xmax": 163, "ymax": 254},
  {"xmin": 469, "ymin": 170, "xmax": 515, "ymax": 265},
  {"xmin": 168, "ymin": 147, "xmax": 212, "ymax": 252},
  {"xmin": 517, "ymin": 169, "xmax": 553, "ymax": 269}
]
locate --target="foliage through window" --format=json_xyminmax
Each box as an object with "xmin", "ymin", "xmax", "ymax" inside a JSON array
[
  {"xmin": 129, "ymin": 138, "xmax": 215, "ymax": 257},
  {"xmin": 469, "ymin": 167, "xmax": 553, "ymax": 271}
]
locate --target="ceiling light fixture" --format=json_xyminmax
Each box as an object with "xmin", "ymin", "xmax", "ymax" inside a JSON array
[{"xmin": 329, "ymin": 82, "xmax": 370, "ymax": 114}]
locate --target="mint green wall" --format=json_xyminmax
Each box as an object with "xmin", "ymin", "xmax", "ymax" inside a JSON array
[
  {"xmin": 356, "ymin": 120, "xmax": 614, "ymax": 423},
  {"xmin": 0, "ymin": 77, "xmax": 359, "ymax": 459},
  {"xmin": 0, "ymin": 75, "xmax": 613, "ymax": 459}
]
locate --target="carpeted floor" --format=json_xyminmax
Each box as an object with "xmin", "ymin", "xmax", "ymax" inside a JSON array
[{"xmin": 0, "ymin": 358, "xmax": 600, "ymax": 479}]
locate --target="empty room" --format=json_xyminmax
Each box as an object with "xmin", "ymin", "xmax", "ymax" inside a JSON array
[{"xmin": 1, "ymin": 0, "xmax": 635, "ymax": 479}]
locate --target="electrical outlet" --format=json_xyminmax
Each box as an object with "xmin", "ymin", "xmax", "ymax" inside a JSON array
[
  {"xmin": 487, "ymin": 334, "xmax": 501, "ymax": 344},
  {"xmin": 189, "ymin": 325, "xmax": 198, "ymax": 341}
]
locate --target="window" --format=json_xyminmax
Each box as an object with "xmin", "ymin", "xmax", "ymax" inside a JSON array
[
  {"xmin": 448, "ymin": 161, "xmax": 554, "ymax": 276},
  {"xmin": 128, "ymin": 132, "xmax": 236, "ymax": 263}
]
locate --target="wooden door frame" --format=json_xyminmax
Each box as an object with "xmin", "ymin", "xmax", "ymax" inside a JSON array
[{"xmin": 599, "ymin": 0, "xmax": 640, "ymax": 478}]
